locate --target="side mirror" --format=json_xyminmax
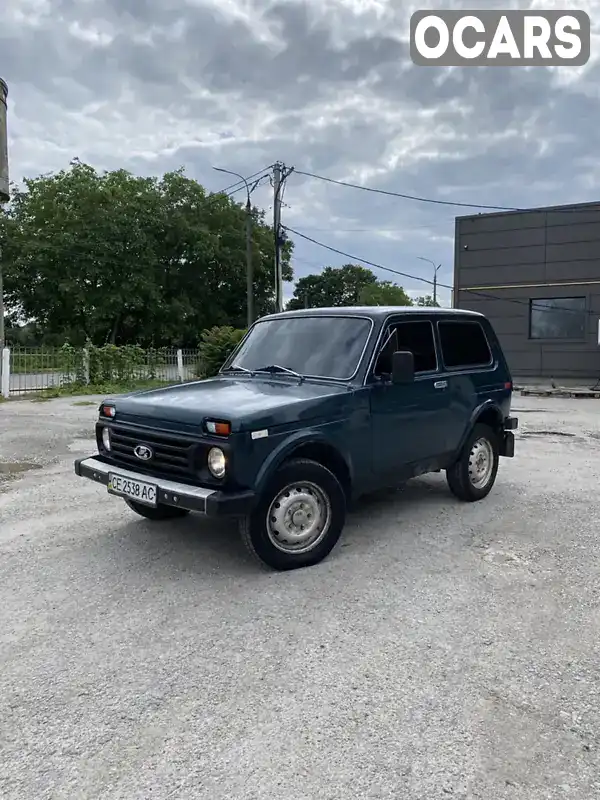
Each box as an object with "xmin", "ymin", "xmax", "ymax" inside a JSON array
[{"xmin": 391, "ymin": 350, "xmax": 414, "ymax": 384}]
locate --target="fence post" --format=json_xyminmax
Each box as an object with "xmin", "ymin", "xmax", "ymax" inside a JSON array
[
  {"xmin": 82, "ymin": 347, "xmax": 90, "ymax": 385},
  {"xmin": 1, "ymin": 347, "xmax": 9, "ymax": 399},
  {"xmin": 177, "ymin": 349, "xmax": 184, "ymax": 383}
]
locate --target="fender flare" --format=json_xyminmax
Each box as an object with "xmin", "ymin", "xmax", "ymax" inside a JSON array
[
  {"xmin": 254, "ymin": 428, "xmax": 353, "ymax": 497},
  {"xmin": 455, "ymin": 400, "xmax": 503, "ymax": 455}
]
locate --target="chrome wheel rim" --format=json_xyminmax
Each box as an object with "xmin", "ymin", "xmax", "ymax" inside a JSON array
[
  {"xmin": 266, "ymin": 481, "xmax": 332, "ymax": 554},
  {"xmin": 468, "ymin": 437, "xmax": 494, "ymax": 489}
]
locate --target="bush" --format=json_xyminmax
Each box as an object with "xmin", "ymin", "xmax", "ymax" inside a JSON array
[
  {"xmin": 197, "ymin": 326, "xmax": 246, "ymax": 378},
  {"xmin": 88, "ymin": 343, "xmax": 147, "ymax": 384}
]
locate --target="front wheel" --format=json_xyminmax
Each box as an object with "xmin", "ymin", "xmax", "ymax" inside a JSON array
[
  {"xmin": 446, "ymin": 423, "xmax": 499, "ymax": 502},
  {"xmin": 240, "ymin": 458, "xmax": 347, "ymax": 570},
  {"xmin": 125, "ymin": 498, "xmax": 190, "ymax": 520}
]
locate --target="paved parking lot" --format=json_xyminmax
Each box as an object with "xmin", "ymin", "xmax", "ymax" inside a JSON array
[{"xmin": 1, "ymin": 394, "xmax": 599, "ymax": 799}]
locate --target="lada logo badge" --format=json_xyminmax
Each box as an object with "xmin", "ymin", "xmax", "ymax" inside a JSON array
[{"xmin": 134, "ymin": 445, "xmax": 153, "ymax": 461}]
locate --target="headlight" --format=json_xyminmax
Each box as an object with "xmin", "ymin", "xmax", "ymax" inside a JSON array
[
  {"xmin": 207, "ymin": 447, "xmax": 226, "ymax": 478},
  {"xmin": 102, "ymin": 427, "xmax": 111, "ymax": 451}
]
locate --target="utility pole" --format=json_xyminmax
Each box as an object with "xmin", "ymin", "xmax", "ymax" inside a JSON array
[
  {"xmin": 417, "ymin": 256, "xmax": 441, "ymax": 305},
  {"xmin": 213, "ymin": 167, "xmax": 254, "ymax": 327},
  {"xmin": 0, "ymin": 244, "xmax": 4, "ymax": 350},
  {"xmin": 272, "ymin": 162, "xmax": 295, "ymax": 313},
  {"xmin": 245, "ymin": 196, "xmax": 253, "ymax": 325},
  {"xmin": 273, "ymin": 162, "xmax": 282, "ymax": 312},
  {"xmin": 0, "ymin": 77, "xmax": 9, "ymax": 351}
]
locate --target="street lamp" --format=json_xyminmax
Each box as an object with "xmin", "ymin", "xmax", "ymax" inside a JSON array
[
  {"xmin": 213, "ymin": 167, "xmax": 254, "ymax": 327},
  {"xmin": 417, "ymin": 256, "xmax": 442, "ymax": 305}
]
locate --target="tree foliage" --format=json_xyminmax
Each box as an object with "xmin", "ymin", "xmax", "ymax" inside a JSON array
[
  {"xmin": 414, "ymin": 295, "xmax": 440, "ymax": 307},
  {"xmin": 358, "ymin": 281, "xmax": 412, "ymax": 306},
  {"xmin": 1, "ymin": 160, "xmax": 292, "ymax": 346},
  {"xmin": 286, "ymin": 264, "xmax": 415, "ymax": 309},
  {"xmin": 286, "ymin": 264, "xmax": 379, "ymax": 309}
]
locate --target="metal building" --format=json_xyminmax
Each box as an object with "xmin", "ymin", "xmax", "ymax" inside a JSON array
[{"xmin": 453, "ymin": 202, "xmax": 600, "ymax": 383}]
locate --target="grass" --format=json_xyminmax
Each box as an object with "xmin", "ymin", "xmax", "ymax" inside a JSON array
[{"xmin": 30, "ymin": 379, "xmax": 175, "ymax": 402}]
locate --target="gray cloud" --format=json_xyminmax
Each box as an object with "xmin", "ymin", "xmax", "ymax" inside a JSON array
[{"xmin": 3, "ymin": 0, "xmax": 600, "ymax": 303}]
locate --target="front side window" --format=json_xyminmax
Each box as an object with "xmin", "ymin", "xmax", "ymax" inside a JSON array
[
  {"xmin": 223, "ymin": 315, "xmax": 372, "ymax": 379},
  {"xmin": 374, "ymin": 320, "xmax": 438, "ymax": 376},
  {"xmin": 529, "ymin": 297, "xmax": 586, "ymax": 339}
]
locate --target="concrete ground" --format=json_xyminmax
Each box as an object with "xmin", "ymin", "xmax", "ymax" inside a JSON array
[{"xmin": 0, "ymin": 394, "xmax": 599, "ymax": 800}]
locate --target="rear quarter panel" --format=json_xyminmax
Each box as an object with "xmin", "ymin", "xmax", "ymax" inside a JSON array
[{"xmin": 441, "ymin": 316, "xmax": 512, "ymax": 454}]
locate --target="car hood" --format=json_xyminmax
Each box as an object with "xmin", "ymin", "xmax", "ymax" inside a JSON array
[{"xmin": 111, "ymin": 375, "xmax": 352, "ymax": 432}]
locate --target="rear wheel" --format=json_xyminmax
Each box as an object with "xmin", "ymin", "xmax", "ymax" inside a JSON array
[
  {"xmin": 125, "ymin": 498, "xmax": 189, "ymax": 520},
  {"xmin": 446, "ymin": 423, "xmax": 499, "ymax": 502},
  {"xmin": 240, "ymin": 458, "xmax": 346, "ymax": 571}
]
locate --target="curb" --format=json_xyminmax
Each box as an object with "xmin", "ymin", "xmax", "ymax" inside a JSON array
[{"xmin": 519, "ymin": 388, "xmax": 600, "ymax": 399}]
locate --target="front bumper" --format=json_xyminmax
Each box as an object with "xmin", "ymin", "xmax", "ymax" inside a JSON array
[{"xmin": 74, "ymin": 456, "xmax": 255, "ymax": 517}]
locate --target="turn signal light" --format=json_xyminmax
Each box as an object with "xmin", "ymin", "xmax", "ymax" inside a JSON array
[
  {"xmin": 205, "ymin": 420, "xmax": 231, "ymax": 436},
  {"xmin": 101, "ymin": 404, "xmax": 116, "ymax": 418}
]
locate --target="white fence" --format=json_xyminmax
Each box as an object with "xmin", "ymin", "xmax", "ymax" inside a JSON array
[{"xmin": 1, "ymin": 346, "xmax": 200, "ymax": 398}]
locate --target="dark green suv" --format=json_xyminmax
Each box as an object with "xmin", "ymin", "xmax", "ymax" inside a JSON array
[{"xmin": 75, "ymin": 307, "xmax": 518, "ymax": 571}]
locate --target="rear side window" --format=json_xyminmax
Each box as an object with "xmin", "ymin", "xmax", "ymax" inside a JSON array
[{"xmin": 438, "ymin": 320, "xmax": 492, "ymax": 369}]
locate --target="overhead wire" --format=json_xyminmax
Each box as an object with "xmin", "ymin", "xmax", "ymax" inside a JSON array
[
  {"xmin": 294, "ymin": 169, "xmax": 522, "ymax": 211},
  {"xmin": 282, "ymin": 224, "xmax": 597, "ymax": 319},
  {"xmin": 294, "ymin": 168, "xmax": 600, "ymax": 217},
  {"xmin": 215, "ymin": 164, "xmax": 275, "ymax": 196}
]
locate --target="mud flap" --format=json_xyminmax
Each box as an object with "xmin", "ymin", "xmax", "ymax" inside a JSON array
[{"xmin": 500, "ymin": 431, "xmax": 515, "ymax": 458}]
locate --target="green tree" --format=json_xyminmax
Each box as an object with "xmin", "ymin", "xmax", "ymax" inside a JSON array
[
  {"xmin": 1, "ymin": 160, "xmax": 292, "ymax": 346},
  {"xmin": 358, "ymin": 281, "xmax": 412, "ymax": 306},
  {"xmin": 414, "ymin": 295, "xmax": 440, "ymax": 307},
  {"xmin": 286, "ymin": 264, "xmax": 377, "ymax": 309}
]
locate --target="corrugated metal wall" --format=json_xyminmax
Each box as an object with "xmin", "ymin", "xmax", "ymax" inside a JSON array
[{"xmin": 454, "ymin": 203, "xmax": 600, "ymax": 381}]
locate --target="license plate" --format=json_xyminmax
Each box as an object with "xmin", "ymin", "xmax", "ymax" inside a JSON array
[{"xmin": 108, "ymin": 473, "xmax": 157, "ymax": 506}]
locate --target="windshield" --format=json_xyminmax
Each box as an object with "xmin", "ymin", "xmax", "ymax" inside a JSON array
[{"xmin": 224, "ymin": 315, "xmax": 372, "ymax": 380}]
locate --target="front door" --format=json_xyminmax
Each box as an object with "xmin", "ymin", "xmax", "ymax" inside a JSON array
[{"xmin": 369, "ymin": 317, "xmax": 451, "ymax": 481}]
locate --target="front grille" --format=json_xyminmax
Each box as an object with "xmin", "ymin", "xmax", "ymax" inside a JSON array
[{"xmin": 108, "ymin": 426, "xmax": 197, "ymax": 480}]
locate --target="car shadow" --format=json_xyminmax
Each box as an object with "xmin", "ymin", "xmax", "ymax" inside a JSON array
[
  {"xmin": 108, "ymin": 473, "xmax": 458, "ymax": 576},
  {"xmin": 115, "ymin": 512, "xmax": 256, "ymax": 577}
]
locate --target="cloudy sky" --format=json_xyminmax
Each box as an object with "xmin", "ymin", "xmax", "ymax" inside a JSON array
[{"xmin": 3, "ymin": 0, "xmax": 600, "ymax": 305}]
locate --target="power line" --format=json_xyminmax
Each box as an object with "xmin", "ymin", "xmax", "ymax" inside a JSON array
[
  {"xmin": 284, "ymin": 225, "xmax": 439, "ymax": 287},
  {"xmin": 294, "ymin": 169, "xmax": 521, "ymax": 211},
  {"xmin": 216, "ymin": 165, "xmax": 274, "ymax": 196},
  {"xmin": 282, "ymin": 224, "xmax": 597, "ymax": 318},
  {"xmin": 294, "ymin": 169, "xmax": 600, "ymax": 218},
  {"xmin": 295, "ymin": 222, "xmax": 454, "ymax": 233}
]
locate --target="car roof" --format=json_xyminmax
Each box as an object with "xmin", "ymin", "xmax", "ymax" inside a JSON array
[{"xmin": 260, "ymin": 306, "xmax": 484, "ymax": 321}]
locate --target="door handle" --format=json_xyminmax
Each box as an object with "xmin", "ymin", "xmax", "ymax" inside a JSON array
[{"xmin": 434, "ymin": 380, "xmax": 448, "ymax": 389}]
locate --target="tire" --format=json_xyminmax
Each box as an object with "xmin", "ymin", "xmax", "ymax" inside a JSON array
[
  {"xmin": 446, "ymin": 423, "xmax": 499, "ymax": 502},
  {"xmin": 239, "ymin": 458, "xmax": 346, "ymax": 571},
  {"xmin": 125, "ymin": 498, "xmax": 190, "ymax": 520}
]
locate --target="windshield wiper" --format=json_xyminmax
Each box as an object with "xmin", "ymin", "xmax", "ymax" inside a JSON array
[
  {"xmin": 222, "ymin": 363, "xmax": 252, "ymax": 373},
  {"xmin": 254, "ymin": 364, "xmax": 303, "ymax": 379}
]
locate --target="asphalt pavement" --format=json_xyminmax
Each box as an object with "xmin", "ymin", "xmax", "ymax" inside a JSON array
[{"xmin": 1, "ymin": 395, "xmax": 599, "ymax": 799}]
